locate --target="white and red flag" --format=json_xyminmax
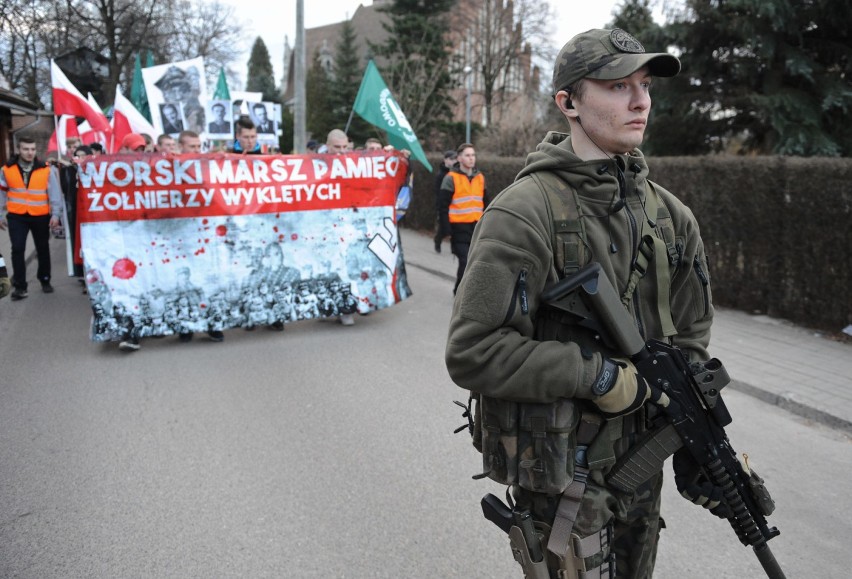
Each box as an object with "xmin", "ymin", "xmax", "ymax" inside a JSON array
[
  {"xmin": 50, "ymin": 60, "xmax": 111, "ymax": 133},
  {"xmin": 110, "ymin": 89, "xmax": 157, "ymax": 152},
  {"xmin": 77, "ymin": 93, "xmax": 111, "ymax": 147},
  {"xmin": 46, "ymin": 115, "xmax": 84, "ymax": 155}
]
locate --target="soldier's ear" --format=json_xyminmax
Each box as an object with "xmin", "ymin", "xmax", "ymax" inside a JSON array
[{"xmin": 555, "ymin": 91, "xmax": 578, "ymax": 119}]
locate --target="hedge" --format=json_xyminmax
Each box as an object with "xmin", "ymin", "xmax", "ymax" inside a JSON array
[{"xmin": 405, "ymin": 154, "xmax": 852, "ymax": 333}]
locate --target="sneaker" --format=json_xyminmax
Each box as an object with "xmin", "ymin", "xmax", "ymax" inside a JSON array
[
  {"xmin": 118, "ymin": 338, "xmax": 141, "ymax": 352},
  {"xmin": 41, "ymin": 282, "xmax": 54, "ymax": 293},
  {"xmin": 179, "ymin": 332, "xmax": 193, "ymax": 343},
  {"xmin": 270, "ymin": 321, "xmax": 285, "ymax": 331},
  {"xmin": 207, "ymin": 330, "xmax": 225, "ymax": 342},
  {"xmin": 339, "ymin": 314, "xmax": 355, "ymax": 326},
  {"xmin": 10, "ymin": 288, "xmax": 27, "ymax": 301}
]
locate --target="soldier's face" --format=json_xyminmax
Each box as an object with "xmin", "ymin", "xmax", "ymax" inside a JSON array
[{"xmin": 569, "ymin": 67, "xmax": 652, "ymax": 156}]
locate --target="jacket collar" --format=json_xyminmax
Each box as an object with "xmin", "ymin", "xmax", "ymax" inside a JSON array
[{"xmin": 5, "ymin": 155, "xmax": 47, "ymax": 171}]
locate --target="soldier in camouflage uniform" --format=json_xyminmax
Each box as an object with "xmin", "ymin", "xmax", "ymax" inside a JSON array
[{"xmin": 446, "ymin": 29, "xmax": 713, "ymax": 578}]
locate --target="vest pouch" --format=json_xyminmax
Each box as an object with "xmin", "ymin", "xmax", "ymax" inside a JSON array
[
  {"xmin": 478, "ymin": 396, "xmax": 519, "ymax": 485},
  {"xmin": 516, "ymin": 399, "xmax": 580, "ymax": 494}
]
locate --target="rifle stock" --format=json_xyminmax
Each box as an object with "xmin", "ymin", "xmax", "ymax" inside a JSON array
[{"xmin": 542, "ymin": 263, "xmax": 786, "ymax": 579}]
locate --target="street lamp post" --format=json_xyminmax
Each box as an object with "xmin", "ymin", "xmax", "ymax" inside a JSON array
[{"xmin": 463, "ymin": 65, "xmax": 472, "ymax": 143}]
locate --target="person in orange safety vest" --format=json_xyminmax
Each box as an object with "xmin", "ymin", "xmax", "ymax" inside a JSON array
[
  {"xmin": 0, "ymin": 136, "xmax": 63, "ymax": 301},
  {"xmin": 438, "ymin": 143, "xmax": 487, "ymax": 294}
]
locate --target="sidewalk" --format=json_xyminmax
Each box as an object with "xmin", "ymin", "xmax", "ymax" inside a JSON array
[{"xmin": 401, "ymin": 228, "xmax": 852, "ymax": 436}]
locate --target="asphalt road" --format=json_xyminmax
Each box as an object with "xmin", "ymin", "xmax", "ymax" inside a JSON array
[{"xmin": 1, "ymin": 235, "xmax": 850, "ymax": 578}]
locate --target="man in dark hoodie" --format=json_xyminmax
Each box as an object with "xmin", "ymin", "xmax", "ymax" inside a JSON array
[{"xmin": 446, "ymin": 29, "xmax": 716, "ymax": 578}]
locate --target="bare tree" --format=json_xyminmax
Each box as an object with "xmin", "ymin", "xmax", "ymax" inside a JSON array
[
  {"xmin": 164, "ymin": 0, "xmax": 245, "ymax": 91},
  {"xmin": 0, "ymin": 0, "xmax": 247, "ymax": 108},
  {"xmin": 66, "ymin": 0, "xmax": 176, "ymax": 105},
  {"xmin": 454, "ymin": 0, "xmax": 555, "ymax": 126},
  {"xmin": 0, "ymin": 0, "xmax": 55, "ymax": 106}
]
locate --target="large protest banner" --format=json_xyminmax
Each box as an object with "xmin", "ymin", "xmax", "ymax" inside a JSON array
[{"xmin": 77, "ymin": 152, "xmax": 412, "ymax": 342}]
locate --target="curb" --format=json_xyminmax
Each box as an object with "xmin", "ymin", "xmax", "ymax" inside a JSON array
[
  {"xmin": 727, "ymin": 379, "xmax": 852, "ymax": 437},
  {"xmin": 407, "ymin": 256, "xmax": 852, "ymax": 438}
]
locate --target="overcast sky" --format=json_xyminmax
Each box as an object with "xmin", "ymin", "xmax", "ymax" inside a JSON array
[{"xmin": 219, "ymin": 0, "xmax": 664, "ymax": 89}]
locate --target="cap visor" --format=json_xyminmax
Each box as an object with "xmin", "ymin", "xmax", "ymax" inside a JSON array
[{"xmin": 587, "ymin": 53, "xmax": 680, "ymax": 80}]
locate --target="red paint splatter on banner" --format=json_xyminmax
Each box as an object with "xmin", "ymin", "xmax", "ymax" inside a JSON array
[
  {"xmin": 216, "ymin": 225, "xmax": 227, "ymax": 236},
  {"xmin": 204, "ymin": 238, "xmax": 210, "ymax": 244},
  {"xmin": 273, "ymin": 226, "xmax": 279, "ymax": 232},
  {"xmin": 151, "ymin": 241, "xmax": 156, "ymax": 246},
  {"xmin": 279, "ymin": 234, "xmax": 285, "ymax": 241},
  {"xmin": 112, "ymin": 258, "xmax": 137, "ymax": 280},
  {"xmin": 200, "ymin": 303, "xmax": 207, "ymax": 309},
  {"xmin": 291, "ymin": 233, "xmax": 299, "ymax": 241},
  {"xmin": 360, "ymin": 271, "xmax": 369, "ymax": 281}
]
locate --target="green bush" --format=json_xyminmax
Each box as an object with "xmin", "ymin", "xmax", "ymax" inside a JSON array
[{"xmin": 405, "ymin": 154, "xmax": 852, "ymax": 333}]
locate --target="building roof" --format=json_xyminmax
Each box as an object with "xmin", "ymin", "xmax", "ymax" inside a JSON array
[
  {"xmin": 283, "ymin": 2, "xmax": 391, "ymax": 101},
  {"xmin": 0, "ymin": 87, "xmax": 41, "ymax": 115}
]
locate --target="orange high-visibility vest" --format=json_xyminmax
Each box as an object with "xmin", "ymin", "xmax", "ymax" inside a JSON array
[
  {"xmin": 2, "ymin": 164, "xmax": 50, "ymax": 216},
  {"xmin": 448, "ymin": 171, "xmax": 485, "ymax": 224}
]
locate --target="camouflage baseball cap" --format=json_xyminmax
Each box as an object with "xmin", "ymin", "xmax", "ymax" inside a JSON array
[{"xmin": 552, "ymin": 28, "xmax": 680, "ymax": 94}]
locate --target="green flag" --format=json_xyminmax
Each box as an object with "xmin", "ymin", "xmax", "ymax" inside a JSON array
[
  {"xmin": 353, "ymin": 60, "xmax": 431, "ymax": 171},
  {"xmin": 214, "ymin": 67, "xmax": 231, "ymax": 100},
  {"xmin": 130, "ymin": 54, "xmax": 151, "ymax": 123}
]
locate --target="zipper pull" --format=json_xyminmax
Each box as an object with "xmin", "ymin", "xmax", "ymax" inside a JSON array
[{"xmin": 519, "ymin": 269, "xmax": 529, "ymax": 315}]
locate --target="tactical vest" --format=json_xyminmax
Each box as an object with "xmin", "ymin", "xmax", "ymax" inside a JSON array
[{"xmin": 468, "ymin": 169, "xmax": 682, "ymax": 495}]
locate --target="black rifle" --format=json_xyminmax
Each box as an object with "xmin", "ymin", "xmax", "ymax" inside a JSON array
[{"xmin": 541, "ymin": 262, "xmax": 785, "ymax": 579}]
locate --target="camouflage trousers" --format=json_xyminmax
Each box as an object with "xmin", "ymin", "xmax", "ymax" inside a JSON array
[{"xmin": 512, "ymin": 469, "xmax": 664, "ymax": 578}]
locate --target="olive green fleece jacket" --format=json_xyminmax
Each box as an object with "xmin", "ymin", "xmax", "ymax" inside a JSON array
[{"xmin": 445, "ymin": 132, "xmax": 713, "ymax": 404}]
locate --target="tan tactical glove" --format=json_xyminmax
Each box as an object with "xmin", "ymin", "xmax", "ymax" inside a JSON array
[
  {"xmin": 0, "ymin": 275, "xmax": 10, "ymax": 299},
  {"xmin": 591, "ymin": 358, "xmax": 659, "ymax": 418}
]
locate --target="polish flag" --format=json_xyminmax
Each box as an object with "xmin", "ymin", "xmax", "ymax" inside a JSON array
[
  {"xmin": 50, "ymin": 60, "xmax": 111, "ymax": 133},
  {"xmin": 111, "ymin": 89, "xmax": 157, "ymax": 153},
  {"xmin": 47, "ymin": 115, "xmax": 81, "ymax": 155},
  {"xmin": 78, "ymin": 93, "xmax": 111, "ymax": 147}
]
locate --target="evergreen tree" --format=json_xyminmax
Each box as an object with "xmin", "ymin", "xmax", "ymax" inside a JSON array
[
  {"xmin": 369, "ymin": 0, "xmax": 455, "ymax": 137},
  {"xmin": 642, "ymin": 0, "xmax": 852, "ymax": 156},
  {"xmin": 332, "ymin": 19, "xmax": 371, "ymax": 146},
  {"xmin": 246, "ymin": 36, "xmax": 279, "ymax": 103},
  {"xmin": 305, "ymin": 53, "xmax": 336, "ymax": 143}
]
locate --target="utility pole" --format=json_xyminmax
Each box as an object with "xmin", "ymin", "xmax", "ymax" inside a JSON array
[
  {"xmin": 294, "ymin": 0, "xmax": 306, "ymax": 152},
  {"xmin": 464, "ymin": 66, "xmax": 472, "ymax": 143}
]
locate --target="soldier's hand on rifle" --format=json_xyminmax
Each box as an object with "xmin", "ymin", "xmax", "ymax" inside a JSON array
[
  {"xmin": 591, "ymin": 358, "xmax": 652, "ymax": 418},
  {"xmin": 673, "ymin": 449, "xmax": 733, "ymax": 519}
]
